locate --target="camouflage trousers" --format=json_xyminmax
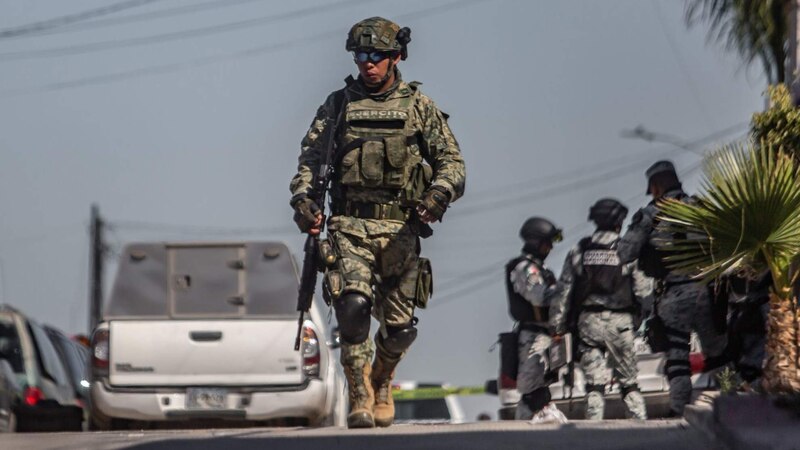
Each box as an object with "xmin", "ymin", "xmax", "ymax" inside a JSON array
[
  {"xmin": 515, "ymin": 329, "xmax": 551, "ymax": 420},
  {"xmin": 578, "ymin": 311, "xmax": 647, "ymax": 420},
  {"xmin": 327, "ymin": 223, "xmax": 423, "ymax": 370},
  {"xmin": 659, "ymin": 283, "xmax": 727, "ymax": 415}
]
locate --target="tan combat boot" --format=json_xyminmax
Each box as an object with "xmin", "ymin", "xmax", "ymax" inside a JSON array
[
  {"xmin": 343, "ymin": 363, "xmax": 375, "ymax": 428},
  {"xmin": 371, "ymin": 353, "xmax": 400, "ymax": 427}
]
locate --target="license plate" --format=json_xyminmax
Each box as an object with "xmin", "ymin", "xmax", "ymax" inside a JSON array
[{"xmin": 186, "ymin": 388, "xmax": 227, "ymax": 409}]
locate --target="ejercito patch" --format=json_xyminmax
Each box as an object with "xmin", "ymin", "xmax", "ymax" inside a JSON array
[{"xmin": 347, "ymin": 110, "xmax": 409, "ymax": 121}]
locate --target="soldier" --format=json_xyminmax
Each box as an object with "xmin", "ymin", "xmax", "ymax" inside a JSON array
[
  {"xmin": 617, "ymin": 161, "xmax": 727, "ymax": 416},
  {"xmin": 505, "ymin": 217, "xmax": 568, "ymax": 423},
  {"xmin": 549, "ymin": 198, "xmax": 648, "ymax": 420},
  {"xmin": 289, "ymin": 17, "xmax": 466, "ymax": 429}
]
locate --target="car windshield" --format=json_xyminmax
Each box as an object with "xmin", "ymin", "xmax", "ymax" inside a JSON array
[
  {"xmin": 394, "ymin": 398, "xmax": 451, "ymax": 421},
  {"xmin": 0, "ymin": 314, "xmax": 23, "ymax": 374}
]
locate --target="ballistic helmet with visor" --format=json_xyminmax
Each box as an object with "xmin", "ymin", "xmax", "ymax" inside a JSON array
[
  {"xmin": 520, "ymin": 217, "xmax": 563, "ymax": 243},
  {"xmin": 588, "ymin": 198, "xmax": 628, "ymax": 229},
  {"xmin": 645, "ymin": 160, "xmax": 677, "ymax": 194},
  {"xmin": 346, "ymin": 17, "xmax": 411, "ymax": 60}
]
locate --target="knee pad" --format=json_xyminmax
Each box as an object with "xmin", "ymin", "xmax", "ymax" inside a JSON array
[
  {"xmin": 379, "ymin": 321, "xmax": 418, "ymax": 355},
  {"xmin": 620, "ymin": 383, "xmax": 640, "ymax": 398},
  {"xmin": 585, "ymin": 384, "xmax": 605, "ymax": 395},
  {"xmin": 334, "ymin": 292, "xmax": 371, "ymax": 344},
  {"xmin": 522, "ymin": 387, "xmax": 551, "ymax": 413}
]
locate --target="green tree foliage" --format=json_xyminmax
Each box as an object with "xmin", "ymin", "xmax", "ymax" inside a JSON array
[
  {"xmin": 751, "ymin": 85, "xmax": 800, "ymax": 162},
  {"xmin": 685, "ymin": 0, "xmax": 790, "ymax": 84}
]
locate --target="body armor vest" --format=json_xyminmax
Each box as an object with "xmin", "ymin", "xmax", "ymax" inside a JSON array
[
  {"xmin": 336, "ymin": 86, "xmax": 427, "ymax": 204},
  {"xmin": 505, "ymin": 256, "xmax": 549, "ymax": 323},
  {"xmin": 578, "ymin": 238, "xmax": 634, "ymax": 309}
]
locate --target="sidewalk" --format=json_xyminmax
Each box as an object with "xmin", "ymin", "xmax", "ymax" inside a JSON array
[{"xmin": 685, "ymin": 393, "xmax": 800, "ymax": 450}]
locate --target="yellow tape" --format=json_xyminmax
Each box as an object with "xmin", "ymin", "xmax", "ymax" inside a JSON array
[{"xmin": 392, "ymin": 386, "xmax": 485, "ymax": 400}]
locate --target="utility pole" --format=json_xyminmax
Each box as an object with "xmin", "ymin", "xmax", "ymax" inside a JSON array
[{"xmin": 89, "ymin": 204, "xmax": 105, "ymax": 334}]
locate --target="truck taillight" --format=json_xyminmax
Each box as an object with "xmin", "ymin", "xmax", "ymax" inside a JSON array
[
  {"xmin": 301, "ymin": 325, "xmax": 320, "ymax": 379},
  {"xmin": 24, "ymin": 386, "xmax": 42, "ymax": 406},
  {"xmin": 92, "ymin": 328, "xmax": 110, "ymax": 371},
  {"xmin": 689, "ymin": 352, "xmax": 705, "ymax": 375},
  {"xmin": 500, "ymin": 373, "xmax": 517, "ymax": 390}
]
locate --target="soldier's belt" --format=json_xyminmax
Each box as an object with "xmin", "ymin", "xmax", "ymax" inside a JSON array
[
  {"xmin": 333, "ymin": 201, "xmax": 412, "ymax": 221},
  {"xmin": 581, "ymin": 305, "xmax": 636, "ymax": 314}
]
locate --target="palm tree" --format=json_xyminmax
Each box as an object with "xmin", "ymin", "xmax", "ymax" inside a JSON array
[
  {"xmin": 657, "ymin": 142, "xmax": 800, "ymax": 394},
  {"xmin": 685, "ymin": 0, "xmax": 791, "ymax": 85}
]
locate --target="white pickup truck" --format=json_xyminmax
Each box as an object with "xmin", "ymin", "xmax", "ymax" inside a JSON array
[{"xmin": 89, "ymin": 241, "xmax": 345, "ymax": 429}]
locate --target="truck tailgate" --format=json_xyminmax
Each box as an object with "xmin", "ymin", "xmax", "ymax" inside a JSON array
[{"xmin": 109, "ymin": 320, "xmax": 303, "ymax": 387}]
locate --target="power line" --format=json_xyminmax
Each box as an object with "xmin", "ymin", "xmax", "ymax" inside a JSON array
[
  {"xmin": 650, "ymin": 0, "xmax": 716, "ymax": 129},
  {"xmin": 0, "ymin": 0, "xmax": 163, "ymax": 39},
  {"xmin": 0, "ymin": 0, "xmax": 498, "ymax": 97},
  {"xmin": 0, "ymin": 0, "xmax": 373, "ymax": 61},
  {"xmin": 3, "ymin": 0, "xmax": 269, "ymax": 39}
]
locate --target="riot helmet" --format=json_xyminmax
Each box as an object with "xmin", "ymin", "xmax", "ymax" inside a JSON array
[
  {"xmin": 519, "ymin": 217, "xmax": 563, "ymax": 243},
  {"xmin": 645, "ymin": 160, "xmax": 679, "ymax": 195},
  {"xmin": 346, "ymin": 17, "xmax": 411, "ymax": 60},
  {"xmin": 588, "ymin": 198, "xmax": 628, "ymax": 230}
]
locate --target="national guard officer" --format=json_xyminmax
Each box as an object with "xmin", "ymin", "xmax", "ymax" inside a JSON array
[
  {"xmin": 506, "ymin": 217, "xmax": 568, "ymax": 423},
  {"xmin": 617, "ymin": 161, "xmax": 726, "ymax": 416},
  {"xmin": 549, "ymin": 198, "xmax": 649, "ymax": 420},
  {"xmin": 289, "ymin": 17, "xmax": 466, "ymax": 428}
]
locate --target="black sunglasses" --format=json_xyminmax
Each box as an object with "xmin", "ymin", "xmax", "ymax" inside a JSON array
[{"xmin": 354, "ymin": 50, "xmax": 397, "ymax": 63}]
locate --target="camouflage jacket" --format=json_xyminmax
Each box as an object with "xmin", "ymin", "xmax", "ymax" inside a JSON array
[
  {"xmin": 549, "ymin": 231, "xmax": 652, "ymax": 335},
  {"xmin": 290, "ymin": 71, "xmax": 466, "ymax": 237}
]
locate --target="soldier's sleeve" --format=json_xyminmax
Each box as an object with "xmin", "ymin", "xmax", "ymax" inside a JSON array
[
  {"xmin": 549, "ymin": 248, "xmax": 578, "ymax": 335},
  {"xmin": 510, "ymin": 260, "xmax": 548, "ymax": 306},
  {"xmin": 631, "ymin": 265, "xmax": 654, "ymax": 302},
  {"xmin": 617, "ymin": 205, "xmax": 655, "ymax": 264},
  {"xmin": 289, "ymin": 93, "xmax": 336, "ymax": 199},
  {"xmin": 416, "ymin": 93, "xmax": 466, "ymax": 202}
]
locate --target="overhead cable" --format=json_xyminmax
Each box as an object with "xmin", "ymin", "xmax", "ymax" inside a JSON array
[
  {"xmin": 0, "ymin": 0, "xmax": 498, "ymax": 96},
  {"xmin": 0, "ymin": 0, "xmax": 162, "ymax": 39}
]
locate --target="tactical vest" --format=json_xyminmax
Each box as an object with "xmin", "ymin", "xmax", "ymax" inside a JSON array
[
  {"xmin": 504, "ymin": 256, "xmax": 549, "ymax": 323},
  {"xmin": 578, "ymin": 238, "xmax": 634, "ymax": 309},
  {"xmin": 638, "ymin": 192, "xmax": 690, "ymax": 279},
  {"xmin": 336, "ymin": 85, "xmax": 427, "ymax": 204}
]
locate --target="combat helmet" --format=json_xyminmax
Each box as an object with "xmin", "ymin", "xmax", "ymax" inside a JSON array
[
  {"xmin": 346, "ymin": 17, "xmax": 411, "ymax": 60},
  {"xmin": 588, "ymin": 198, "xmax": 628, "ymax": 230},
  {"xmin": 519, "ymin": 217, "xmax": 563, "ymax": 243}
]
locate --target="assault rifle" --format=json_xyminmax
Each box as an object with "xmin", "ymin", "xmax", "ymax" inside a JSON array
[{"xmin": 294, "ymin": 93, "xmax": 345, "ymax": 351}]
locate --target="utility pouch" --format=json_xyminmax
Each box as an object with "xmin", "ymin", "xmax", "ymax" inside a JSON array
[
  {"xmin": 384, "ymin": 136, "xmax": 410, "ymax": 188},
  {"xmin": 340, "ymin": 148, "xmax": 363, "ymax": 186},
  {"xmin": 318, "ymin": 238, "xmax": 337, "ymax": 267},
  {"xmin": 644, "ymin": 314, "xmax": 669, "ymax": 353},
  {"xmin": 360, "ymin": 140, "xmax": 384, "ymax": 186},
  {"xmin": 500, "ymin": 331, "xmax": 519, "ymax": 382},
  {"xmin": 322, "ymin": 270, "xmax": 344, "ymax": 306},
  {"xmin": 414, "ymin": 257, "xmax": 433, "ymax": 309}
]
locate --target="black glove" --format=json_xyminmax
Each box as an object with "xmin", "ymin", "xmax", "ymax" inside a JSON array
[
  {"xmin": 291, "ymin": 194, "xmax": 321, "ymax": 233},
  {"xmin": 419, "ymin": 186, "xmax": 450, "ymax": 221}
]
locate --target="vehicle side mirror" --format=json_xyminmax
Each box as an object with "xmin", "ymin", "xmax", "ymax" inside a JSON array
[
  {"xmin": 484, "ymin": 379, "xmax": 498, "ymax": 396},
  {"xmin": 330, "ymin": 327, "xmax": 341, "ymax": 350}
]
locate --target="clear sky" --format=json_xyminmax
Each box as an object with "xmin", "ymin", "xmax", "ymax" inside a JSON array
[{"xmin": 0, "ymin": 0, "xmax": 765, "ymax": 407}]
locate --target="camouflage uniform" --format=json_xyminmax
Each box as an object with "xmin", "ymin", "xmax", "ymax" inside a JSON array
[
  {"xmin": 550, "ymin": 231, "xmax": 649, "ymax": 420},
  {"xmin": 617, "ymin": 189, "xmax": 727, "ymax": 415},
  {"xmin": 506, "ymin": 255, "xmax": 557, "ymax": 420},
  {"xmin": 291, "ymin": 66, "xmax": 465, "ymax": 426}
]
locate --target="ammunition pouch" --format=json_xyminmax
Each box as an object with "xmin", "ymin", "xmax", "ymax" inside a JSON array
[
  {"xmin": 323, "ymin": 270, "xmax": 344, "ymax": 306},
  {"xmin": 399, "ymin": 257, "xmax": 433, "ymax": 308}
]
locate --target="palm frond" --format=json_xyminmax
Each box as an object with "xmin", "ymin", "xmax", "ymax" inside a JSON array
[{"xmin": 658, "ymin": 141, "xmax": 800, "ymax": 292}]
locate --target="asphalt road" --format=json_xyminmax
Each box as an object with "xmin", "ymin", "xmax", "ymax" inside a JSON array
[{"xmin": 1, "ymin": 420, "xmax": 715, "ymax": 450}]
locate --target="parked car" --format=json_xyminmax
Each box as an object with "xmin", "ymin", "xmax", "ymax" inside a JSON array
[
  {"xmin": 0, "ymin": 305, "xmax": 83, "ymax": 431},
  {"xmin": 487, "ymin": 332, "xmax": 677, "ymax": 420},
  {"xmin": 89, "ymin": 241, "xmax": 345, "ymax": 430},
  {"xmin": 392, "ymin": 381, "xmax": 466, "ymax": 424},
  {"xmin": 45, "ymin": 326, "xmax": 91, "ymax": 423}
]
